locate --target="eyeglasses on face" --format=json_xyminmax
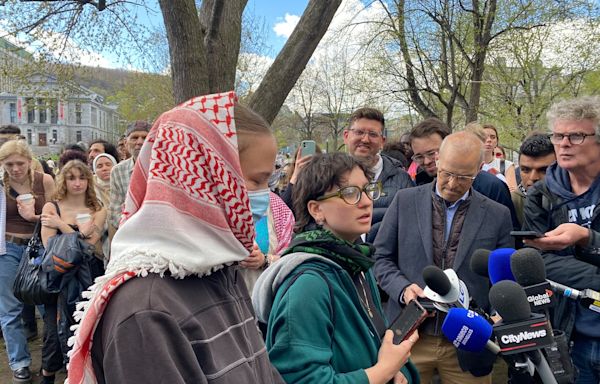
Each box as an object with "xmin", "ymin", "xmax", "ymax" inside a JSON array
[
  {"xmin": 349, "ymin": 128, "xmax": 382, "ymax": 139},
  {"xmin": 549, "ymin": 132, "xmax": 596, "ymax": 145},
  {"xmin": 438, "ymin": 169, "xmax": 477, "ymax": 183},
  {"xmin": 411, "ymin": 149, "xmax": 438, "ymax": 164},
  {"xmin": 317, "ymin": 182, "xmax": 382, "ymax": 205}
]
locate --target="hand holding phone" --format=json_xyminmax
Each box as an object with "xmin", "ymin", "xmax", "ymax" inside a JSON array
[
  {"xmin": 389, "ymin": 299, "xmax": 429, "ymax": 344},
  {"xmin": 510, "ymin": 230, "xmax": 546, "ymax": 239}
]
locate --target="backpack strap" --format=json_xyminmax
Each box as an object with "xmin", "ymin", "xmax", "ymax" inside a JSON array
[{"xmin": 500, "ymin": 159, "xmax": 506, "ymax": 175}]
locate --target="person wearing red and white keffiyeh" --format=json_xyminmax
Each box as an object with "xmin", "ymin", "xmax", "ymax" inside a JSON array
[{"xmin": 66, "ymin": 91, "xmax": 284, "ymax": 384}]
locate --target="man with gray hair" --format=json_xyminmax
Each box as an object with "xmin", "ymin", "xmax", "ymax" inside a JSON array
[
  {"xmin": 523, "ymin": 96, "xmax": 600, "ymax": 383},
  {"xmin": 109, "ymin": 121, "xmax": 150, "ymax": 238},
  {"xmin": 374, "ymin": 131, "xmax": 513, "ymax": 383}
]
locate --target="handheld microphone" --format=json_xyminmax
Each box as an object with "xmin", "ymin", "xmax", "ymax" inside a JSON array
[
  {"xmin": 488, "ymin": 248, "xmax": 516, "ymax": 284},
  {"xmin": 441, "ymin": 308, "xmax": 500, "ymax": 354},
  {"xmin": 422, "ymin": 266, "xmax": 470, "ymax": 311},
  {"xmin": 511, "ymin": 248, "xmax": 600, "ymax": 311},
  {"xmin": 470, "ymin": 248, "xmax": 491, "ymax": 278},
  {"xmin": 489, "ymin": 281, "xmax": 558, "ymax": 384}
]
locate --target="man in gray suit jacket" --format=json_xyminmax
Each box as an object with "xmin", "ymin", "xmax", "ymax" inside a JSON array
[{"xmin": 374, "ymin": 131, "xmax": 513, "ymax": 383}]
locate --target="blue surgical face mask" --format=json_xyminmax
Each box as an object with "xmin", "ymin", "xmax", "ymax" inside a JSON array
[{"xmin": 248, "ymin": 188, "xmax": 270, "ymax": 222}]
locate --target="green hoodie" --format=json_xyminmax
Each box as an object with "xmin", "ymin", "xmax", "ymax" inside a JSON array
[{"xmin": 264, "ymin": 258, "xmax": 419, "ymax": 384}]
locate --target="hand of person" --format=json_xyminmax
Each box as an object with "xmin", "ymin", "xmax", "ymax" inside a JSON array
[
  {"xmin": 40, "ymin": 211, "xmax": 64, "ymax": 229},
  {"xmin": 289, "ymin": 152, "xmax": 313, "ymax": 184},
  {"xmin": 524, "ymin": 223, "xmax": 590, "ymax": 251},
  {"xmin": 366, "ymin": 330, "xmax": 419, "ymax": 384},
  {"xmin": 17, "ymin": 199, "xmax": 37, "ymax": 221},
  {"xmin": 402, "ymin": 283, "xmax": 425, "ymax": 304},
  {"xmin": 240, "ymin": 244, "xmax": 267, "ymax": 269},
  {"xmin": 392, "ymin": 372, "xmax": 408, "ymax": 384}
]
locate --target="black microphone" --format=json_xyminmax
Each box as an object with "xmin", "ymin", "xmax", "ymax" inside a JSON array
[
  {"xmin": 470, "ymin": 248, "xmax": 491, "ymax": 278},
  {"xmin": 511, "ymin": 248, "xmax": 600, "ymax": 311},
  {"xmin": 422, "ymin": 265, "xmax": 470, "ymax": 310},
  {"xmin": 489, "ymin": 281, "xmax": 558, "ymax": 384}
]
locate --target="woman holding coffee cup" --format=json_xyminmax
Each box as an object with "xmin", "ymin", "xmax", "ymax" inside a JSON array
[
  {"xmin": 39, "ymin": 159, "xmax": 106, "ymax": 384},
  {"xmin": 0, "ymin": 139, "xmax": 55, "ymax": 383}
]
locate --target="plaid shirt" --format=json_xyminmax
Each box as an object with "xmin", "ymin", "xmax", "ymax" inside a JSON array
[{"xmin": 109, "ymin": 157, "xmax": 134, "ymax": 228}]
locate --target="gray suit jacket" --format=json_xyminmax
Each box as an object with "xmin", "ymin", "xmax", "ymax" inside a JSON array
[{"xmin": 373, "ymin": 182, "xmax": 514, "ymax": 321}]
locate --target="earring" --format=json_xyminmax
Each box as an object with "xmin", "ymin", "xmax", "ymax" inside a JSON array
[{"xmin": 316, "ymin": 218, "xmax": 324, "ymax": 226}]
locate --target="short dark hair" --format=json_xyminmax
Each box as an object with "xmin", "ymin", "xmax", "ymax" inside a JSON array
[
  {"xmin": 89, "ymin": 139, "xmax": 120, "ymax": 163},
  {"xmin": 348, "ymin": 107, "xmax": 385, "ymax": 131},
  {"xmin": 0, "ymin": 125, "xmax": 21, "ymax": 135},
  {"xmin": 293, "ymin": 153, "xmax": 373, "ymax": 233},
  {"xmin": 64, "ymin": 143, "xmax": 86, "ymax": 153},
  {"xmin": 409, "ymin": 118, "xmax": 451, "ymax": 142},
  {"xmin": 59, "ymin": 149, "xmax": 88, "ymax": 168},
  {"xmin": 519, "ymin": 134, "xmax": 554, "ymax": 158}
]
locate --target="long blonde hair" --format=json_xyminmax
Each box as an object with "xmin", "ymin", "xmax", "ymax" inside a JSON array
[
  {"xmin": 54, "ymin": 160, "xmax": 102, "ymax": 212},
  {"xmin": 0, "ymin": 140, "xmax": 34, "ymax": 200}
]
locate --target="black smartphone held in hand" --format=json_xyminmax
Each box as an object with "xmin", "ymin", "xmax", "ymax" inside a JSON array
[
  {"xmin": 389, "ymin": 299, "xmax": 429, "ymax": 344},
  {"xmin": 510, "ymin": 230, "xmax": 546, "ymax": 239}
]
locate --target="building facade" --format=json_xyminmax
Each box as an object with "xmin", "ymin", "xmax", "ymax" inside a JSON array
[{"xmin": 0, "ymin": 38, "xmax": 120, "ymax": 155}]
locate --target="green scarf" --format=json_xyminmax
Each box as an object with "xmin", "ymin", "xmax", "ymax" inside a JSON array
[{"xmin": 282, "ymin": 229, "xmax": 375, "ymax": 275}]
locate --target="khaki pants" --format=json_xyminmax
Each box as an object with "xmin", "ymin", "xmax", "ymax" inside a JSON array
[{"xmin": 411, "ymin": 334, "xmax": 492, "ymax": 384}]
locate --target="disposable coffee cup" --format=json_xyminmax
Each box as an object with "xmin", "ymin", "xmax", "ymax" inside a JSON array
[
  {"xmin": 17, "ymin": 194, "xmax": 34, "ymax": 205},
  {"xmin": 76, "ymin": 213, "xmax": 92, "ymax": 224}
]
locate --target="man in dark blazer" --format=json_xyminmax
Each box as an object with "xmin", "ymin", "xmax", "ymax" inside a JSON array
[{"xmin": 374, "ymin": 131, "xmax": 513, "ymax": 383}]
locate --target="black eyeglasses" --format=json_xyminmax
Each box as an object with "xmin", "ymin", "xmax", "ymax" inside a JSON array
[
  {"xmin": 549, "ymin": 132, "xmax": 596, "ymax": 145},
  {"xmin": 438, "ymin": 170, "xmax": 477, "ymax": 183},
  {"xmin": 317, "ymin": 182, "xmax": 382, "ymax": 205},
  {"xmin": 349, "ymin": 129, "xmax": 383, "ymax": 139}
]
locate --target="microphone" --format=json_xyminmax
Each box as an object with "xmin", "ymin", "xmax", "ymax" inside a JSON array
[
  {"xmin": 488, "ymin": 248, "xmax": 516, "ymax": 284},
  {"xmin": 441, "ymin": 308, "xmax": 500, "ymax": 354},
  {"xmin": 489, "ymin": 281, "xmax": 558, "ymax": 384},
  {"xmin": 511, "ymin": 248, "xmax": 600, "ymax": 311},
  {"xmin": 470, "ymin": 248, "xmax": 491, "ymax": 278},
  {"xmin": 422, "ymin": 266, "xmax": 470, "ymax": 311}
]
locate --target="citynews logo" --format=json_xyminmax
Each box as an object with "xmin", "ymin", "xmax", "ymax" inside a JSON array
[
  {"xmin": 500, "ymin": 329, "xmax": 547, "ymax": 344},
  {"xmin": 527, "ymin": 289, "xmax": 553, "ymax": 306}
]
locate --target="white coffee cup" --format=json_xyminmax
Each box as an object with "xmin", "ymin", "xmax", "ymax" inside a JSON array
[
  {"xmin": 17, "ymin": 194, "xmax": 34, "ymax": 205},
  {"xmin": 76, "ymin": 213, "xmax": 92, "ymax": 225}
]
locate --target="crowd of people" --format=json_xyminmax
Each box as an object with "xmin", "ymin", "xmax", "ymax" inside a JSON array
[{"xmin": 0, "ymin": 91, "xmax": 597, "ymax": 384}]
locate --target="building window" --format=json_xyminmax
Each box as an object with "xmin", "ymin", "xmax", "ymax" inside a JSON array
[
  {"xmin": 9, "ymin": 103, "xmax": 16, "ymax": 123},
  {"xmin": 38, "ymin": 99, "xmax": 46, "ymax": 124},
  {"xmin": 75, "ymin": 103, "xmax": 82, "ymax": 124},
  {"xmin": 76, "ymin": 130, "xmax": 82, "ymax": 142},
  {"xmin": 26, "ymin": 98, "xmax": 35, "ymax": 123},
  {"xmin": 52, "ymin": 129, "xmax": 57, "ymax": 144},
  {"xmin": 50, "ymin": 99, "xmax": 58, "ymax": 124},
  {"xmin": 26, "ymin": 129, "xmax": 32, "ymax": 145},
  {"xmin": 91, "ymin": 107, "xmax": 97, "ymax": 128}
]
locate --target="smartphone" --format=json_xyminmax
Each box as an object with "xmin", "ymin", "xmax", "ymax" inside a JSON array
[
  {"xmin": 389, "ymin": 299, "xmax": 429, "ymax": 344},
  {"xmin": 510, "ymin": 230, "xmax": 546, "ymax": 239},
  {"xmin": 299, "ymin": 140, "xmax": 316, "ymax": 158}
]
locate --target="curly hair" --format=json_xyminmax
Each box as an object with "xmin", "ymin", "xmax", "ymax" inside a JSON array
[
  {"xmin": 0, "ymin": 140, "xmax": 34, "ymax": 200},
  {"xmin": 293, "ymin": 153, "xmax": 373, "ymax": 233},
  {"xmin": 547, "ymin": 96, "xmax": 600, "ymax": 143},
  {"xmin": 54, "ymin": 160, "xmax": 102, "ymax": 212}
]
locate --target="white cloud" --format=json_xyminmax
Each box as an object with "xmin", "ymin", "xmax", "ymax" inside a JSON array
[{"xmin": 273, "ymin": 13, "xmax": 300, "ymax": 38}]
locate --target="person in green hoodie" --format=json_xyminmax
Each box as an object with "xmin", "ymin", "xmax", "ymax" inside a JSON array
[{"xmin": 253, "ymin": 153, "xmax": 420, "ymax": 384}]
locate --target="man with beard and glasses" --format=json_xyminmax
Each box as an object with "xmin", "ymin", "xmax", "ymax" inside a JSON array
[
  {"xmin": 108, "ymin": 121, "xmax": 150, "ymax": 239},
  {"xmin": 342, "ymin": 108, "xmax": 414, "ymax": 242}
]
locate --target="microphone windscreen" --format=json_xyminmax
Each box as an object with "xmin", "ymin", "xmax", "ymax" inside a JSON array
[
  {"xmin": 423, "ymin": 265, "xmax": 451, "ymax": 296},
  {"xmin": 470, "ymin": 249, "xmax": 491, "ymax": 278},
  {"xmin": 489, "ymin": 280, "xmax": 531, "ymax": 322},
  {"xmin": 442, "ymin": 308, "xmax": 493, "ymax": 352},
  {"xmin": 510, "ymin": 248, "xmax": 546, "ymax": 286},
  {"xmin": 488, "ymin": 248, "xmax": 516, "ymax": 284}
]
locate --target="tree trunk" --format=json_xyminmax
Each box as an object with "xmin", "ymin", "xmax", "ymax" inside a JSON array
[
  {"xmin": 159, "ymin": 0, "xmax": 210, "ymax": 103},
  {"xmin": 199, "ymin": 0, "xmax": 247, "ymax": 93},
  {"xmin": 247, "ymin": 0, "xmax": 342, "ymax": 124}
]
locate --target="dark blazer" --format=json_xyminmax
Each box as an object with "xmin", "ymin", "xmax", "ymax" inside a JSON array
[{"xmin": 373, "ymin": 182, "xmax": 514, "ymax": 321}]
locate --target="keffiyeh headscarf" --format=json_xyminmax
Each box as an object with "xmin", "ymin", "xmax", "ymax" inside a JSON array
[{"xmin": 67, "ymin": 91, "xmax": 255, "ymax": 384}]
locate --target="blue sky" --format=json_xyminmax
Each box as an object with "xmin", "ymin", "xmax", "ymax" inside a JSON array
[{"xmin": 134, "ymin": 0, "xmax": 309, "ymax": 62}]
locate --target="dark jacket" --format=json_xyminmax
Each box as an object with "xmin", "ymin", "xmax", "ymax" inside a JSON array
[
  {"xmin": 367, "ymin": 154, "xmax": 414, "ymax": 242},
  {"xmin": 522, "ymin": 177, "xmax": 600, "ymax": 340}
]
